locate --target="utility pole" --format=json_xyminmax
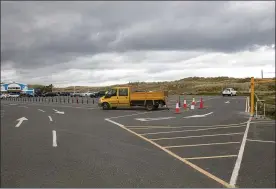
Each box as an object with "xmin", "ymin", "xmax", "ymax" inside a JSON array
[{"xmin": 261, "ymin": 70, "xmax": 263, "ymax": 79}]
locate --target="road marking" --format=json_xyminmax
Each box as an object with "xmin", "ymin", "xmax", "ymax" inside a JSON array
[
  {"xmin": 247, "ymin": 139, "xmax": 275, "ymax": 143},
  {"xmin": 151, "ymin": 132, "xmax": 244, "ymax": 141},
  {"xmin": 225, "ymin": 101, "xmax": 230, "ymax": 104},
  {"xmin": 164, "ymin": 142, "xmax": 240, "ymax": 148},
  {"xmin": 52, "ymin": 130, "xmax": 57, "ymax": 147},
  {"xmin": 53, "ymin": 109, "xmax": 65, "ymax": 114},
  {"xmin": 135, "ymin": 117, "xmax": 176, "ymax": 121},
  {"xmin": 183, "ymin": 112, "xmax": 213, "ymax": 119},
  {"xmin": 48, "ymin": 116, "xmax": 53, "ymax": 122},
  {"xmin": 38, "ymin": 109, "xmax": 45, "ymax": 112},
  {"xmin": 9, "ymin": 104, "xmax": 18, "ymax": 106},
  {"xmin": 230, "ymin": 117, "xmax": 252, "ymax": 187},
  {"xmin": 15, "ymin": 117, "xmax": 28, "ymax": 127},
  {"xmin": 18, "ymin": 105, "xmax": 28, "ymax": 108},
  {"xmin": 125, "ymin": 122, "xmax": 249, "ymax": 129},
  {"xmin": 105, "ymin": 118, "xmax": 233, "ymax": 188},
  {"xmin": 141, "ymin": 125, "xmax": 246, "ymax": 136},
  {"xmin": 184, "ymin": 155, "xmax": 237, "ymax": 160},
  {"xmin": 106, "ymin": 110, "xmax": 163, "ymax": 119}
]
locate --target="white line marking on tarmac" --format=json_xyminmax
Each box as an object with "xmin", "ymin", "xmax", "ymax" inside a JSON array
[
  {"xmin": 183, "ymin": 112, "xmax": 213, "ymax": 119},
  {"xmin": 151, "ymin": 132, "xmax": 244, "ymax": 141},
  {"xmin": 141, "ymin": 125, "xmax": 246, "ymax": 136},
  {"xmin": 9, "ymin": 104, "xmax": 18, "ymax": 106},
  {"xmin": 230, "ymin": 117, "xmax": 252, "ymax": 187},
  {"xmin": 15, "ymin": 117, "xmax": 28, "ymax": 127},
  {"xmin": 135, "ymin": 117, "xmax": 176, "ymax": 121},
  {"xmin": 125, "ymin": 121, "xmax": 249, "ymax": 129},
  {"xmin": 184, "ymin": 155, "xmax": 237, "ymax": 160},
  {"xmin": 247, "ymin": 139, "xmax": 275, "ymax": 143},
  {"xmin": 38, "ymin": 109, "xmax": 45, "ymax": 112},
  {"xmin": 52, "ymin": 130, "xmax": 57, "ymax": 147},
  {"xmin": 164, "ymin": 142, "xmax": 240, "ymax": 149},
  {"xmin": 18, "ymin": 105, "xmax": 28, "ymax": 108},
  {"xmin": 106, "ymin": 110, "xmax": 168, "ymax": 119},
  {"xmin": 48, "ymin": 116, "xmax": 53, "ymax": 122},
  {"xmin": 225, "ymin": 101, "xmax": 230, "ymax": 104},
  {"xmin": 105, "ymin": 118, "xmax": 232, "ymax": 188}
]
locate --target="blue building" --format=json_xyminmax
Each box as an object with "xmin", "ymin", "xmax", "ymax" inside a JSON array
[{"xmin": 1, "ymin": 82, "xmax": 34, "ymax": 96}]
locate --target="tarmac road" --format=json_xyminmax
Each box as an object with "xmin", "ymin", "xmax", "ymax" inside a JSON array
[{"xmin": 1, "ymin": 95, "xmax": 275, "ymax": 188}]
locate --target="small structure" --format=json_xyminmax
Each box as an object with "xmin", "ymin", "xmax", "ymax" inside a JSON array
[{"xmin": 1, "ymin": 81, "xmax": 34, "ymax": 95}]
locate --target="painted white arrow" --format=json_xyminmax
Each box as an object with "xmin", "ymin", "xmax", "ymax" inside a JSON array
[
  {"xmin": 136, "ymin": 117, "xmax": 176, "ymax": 122},
  {"xmin": 53, "ymin": 109, "xmax": 64, "ymax": 115},
  {"xmin": 183, "ymin": 112, "xmax": 213, "ymax": 119},
  {"xmin": 225, "ymin": 101, "xmax": 230, "ymax": 104},
  {"xmin": 15, "ymin": 117, "xmax": 28, "ymax": 127}
]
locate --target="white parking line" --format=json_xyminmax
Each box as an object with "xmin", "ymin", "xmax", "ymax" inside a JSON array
[
  {"xmin": 164, "ymin": 142, "xmax": 240, "ymax": 149},
  {"xmin": 126, "ymin": 121, "xmax": 249, "ymax": 130},
  {"xmin": 52, "ymin": 130, "xmax": 57, "ymax": 147},
  {"xmin": 247, "ymin": 139, "xmax": 275, "ymax": 143},
  {"xmin": 184, "ymin": 155, "xmax": 237, "ymax": 160},
  {"xmin": 105, "ymin": 118, "xmax": 232, "ymax": 188},
  {"xmin": 230, "ymin": 117, "xmax": 252, "ymax": 187},
  {"xmin": 48, "ymin": 116, "xmax": 53, "ymax": 122},
  {"xmin": 150, "ymin": 132, "xmax": 244, "ymax": 141},
  {"xmin": 140, "ymin": 125, "xmax": 246, "ymax": 136},
  {"xmin": 38, "ymin": 109, "xmax": 45, "ymax": 112},
  {"xmin": 18, "ymin": 105, "xmax": 28, "ymax": 108}
]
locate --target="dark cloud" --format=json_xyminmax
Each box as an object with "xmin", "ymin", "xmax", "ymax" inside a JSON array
[{"xmin": 1, "ymin": 1, "xmax": 275, "ymax": 84}]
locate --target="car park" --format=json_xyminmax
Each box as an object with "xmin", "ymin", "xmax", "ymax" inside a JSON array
[{"xmin": 222, "ymin": 88, "xmax": 237, "ymax": 96}]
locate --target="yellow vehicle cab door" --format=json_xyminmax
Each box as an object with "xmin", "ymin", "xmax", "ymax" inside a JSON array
[
  {"xmin": 117, "ymin": 87, "xmax": 129, "ymax": 107},
  {"xmin": 107, "ymin": 88, "xmax": 118, "ymax": 107}
]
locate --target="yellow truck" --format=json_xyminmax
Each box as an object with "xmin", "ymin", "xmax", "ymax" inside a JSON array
[{"xmin": 98, "ymin": 86, "xmax": 168, "ymax": 111}]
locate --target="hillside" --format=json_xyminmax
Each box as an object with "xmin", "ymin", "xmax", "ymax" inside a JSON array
[{"xmin": 53, "ymin": 77, "xmax": 275, "ymax": 96}]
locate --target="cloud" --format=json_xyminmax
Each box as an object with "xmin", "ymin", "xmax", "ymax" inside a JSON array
[{"xmin": 1, "ymin": 1, "xmax": 275, "ymax": 87}]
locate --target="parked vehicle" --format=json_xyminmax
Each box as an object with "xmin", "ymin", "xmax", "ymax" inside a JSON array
[
  {"xmin": 222, "ymin": 88, "xmax": 237, "ymax": 96},
  {"xmin": 8, "ymin": 93, "xmax": 20, "ymax": 98},
  {"xmin": 70, "ymin": 92, "xmax": 82, "ymax": 97},
  {"xmin": 42, "ymin": 92, "xmax": 58, "ymax": 97},
  {"xmin": 1, "ymin": 94, "xmax": 8, "ymax": 98},
  {"xmin": 59, "ymin": 92, "xmax": 70, "ymax": 96},
  {"xmin": 98, "ymin": 86, "xmax": 168, "ymax": 111}
]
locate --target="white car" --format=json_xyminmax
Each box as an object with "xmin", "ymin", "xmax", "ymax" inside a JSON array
[
  {"xmin": 0, "ymin": 94, "xmax": 8, "ymax": 98},
  {"xmin": 8, "ymin": 93, "xmax": 20, "ymax": 98},
  {"xmin": 222, "ymin": 88, "xmax": 237, "ymax": 96}
]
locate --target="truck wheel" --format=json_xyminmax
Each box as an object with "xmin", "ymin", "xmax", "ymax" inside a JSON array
[
  {"xmin": 146, "ymin": 103, "xmax": 154, "ymax": 111},
  {"xmin": 102, "ymin": 102, "xmax": 110, "ymax": 110}
]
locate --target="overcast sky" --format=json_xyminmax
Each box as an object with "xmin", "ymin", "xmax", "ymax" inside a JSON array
[{"xmin": 1, "ymin": 1, "xmax": 275, "ymax": 87}]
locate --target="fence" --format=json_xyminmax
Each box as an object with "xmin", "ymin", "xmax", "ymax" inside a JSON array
[
  {"xmin": 1, "ymin": 96, "xmax": 99, "ymax": 105},
  {"xmin": 253, "ymin": 93, "xmax": 275, "ymax": 119}
]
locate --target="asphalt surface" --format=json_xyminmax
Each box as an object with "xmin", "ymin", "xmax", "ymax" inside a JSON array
[{"xmin": 1, "ymin": 95, "xmax": 275, "ymax": 188}]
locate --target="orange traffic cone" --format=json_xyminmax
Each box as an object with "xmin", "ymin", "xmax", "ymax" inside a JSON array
[
  {"xmin": 199, "ymin": 97, "xmax": 204, "ymax": 109},
  {"xmin": 183, "ymin": 99, "xmax": 187, "ymax": 109},
  {"xmin": 190, "ymin": 98, "xmax": 195, "ymax": 110},
  {"xmin": 175, "ymin": 102, "xmax": 180, "ymax": 113}
]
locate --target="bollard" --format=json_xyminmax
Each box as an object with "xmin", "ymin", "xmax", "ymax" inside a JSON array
[
  {"xmin": 52, "ymin": 97, "xmax": 53, "ymax": 103},
  {"xmin": 87, "ymin": 98, "xmax": 88, "ymax": 104},
  {"xmin": 68, "ymin": 98, "xmax": 69, "ymax": 103},
  {"xmin": 63, "ymin": 98, "xmax": 65, "ymax": 103},
  {"xmin": 72, "ymin": 97, "xmax": 74, "ymax": 103},
  {"xmin": 82, "ymin": 98, "xmax": 83, "ymax": 104},
  {"xmin": 77, "ymin": 97, "xmax": 79, "ymax": 104},
  {"xmin": 93, "ymin": 98, "xmax": 94, "ymax": 104}
]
